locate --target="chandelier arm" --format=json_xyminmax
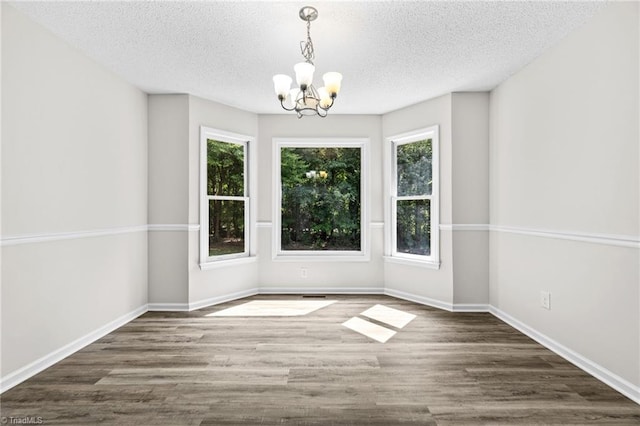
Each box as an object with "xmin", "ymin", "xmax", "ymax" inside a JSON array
[
  {"xmin": 317, "ymin": 107, "xmax": 328, "ymax": 118},
  {"xmin": 319, "ymin": 95, "xmax": 336, "ymax": 111},
  {"xmin": 279, "ymin": 97, "xmax": 297, "ymax": 112}
]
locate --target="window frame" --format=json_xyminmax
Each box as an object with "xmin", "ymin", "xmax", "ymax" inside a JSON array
[
  {"xmin": 273, "ymin": 138, "xmax": 369, "ymax": 261},
  {"xmin": 385, "ymin": 126, "xmax": 440, "ymax": 268},
  {"xmin": 200, "ymin": 126, "xmax": 256, "ymax": 268}
]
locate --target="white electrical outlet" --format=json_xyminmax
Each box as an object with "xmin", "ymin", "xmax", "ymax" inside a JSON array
[
  {"xmin": 540, "ymin": 291, "xmax": 551, "ymax": 310},
  {"xmin": 300, "ymin": 267, "xmax": 308, "ymax": 278}
]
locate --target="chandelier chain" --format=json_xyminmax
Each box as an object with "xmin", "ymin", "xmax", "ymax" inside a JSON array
[{"xmin": 300, "ymin": 18, "xmax": 315, "ymax": 65}]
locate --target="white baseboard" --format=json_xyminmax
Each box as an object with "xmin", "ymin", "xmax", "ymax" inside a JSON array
[
  {"xmin": 0, "ymin": 304, "xmax": 147, "ymax": 394},
  {"xmin": 150, "ymin": 287, "xmax": 383, "ymax": 312},
  {"xmin": 148, "ymin": 289, "xmax": 260, "ymax": 312},
  {"xmin": 490, "ymin": 306, "xmax": 640, "ymax": 405},
  {"xmin": 383, "ymin": 288, "xmax": 454, "ymax": 311},
  {"xmin": 259, "ymin": 286, "xmax": 385, "ymax": 295},
  {"xmin": 147, "ymin": 302, "xmax": 190, "ymax": 311},
  {"xmin": 452, "ymin": 303, "xmax": 490, "ymax": 312},
  {"xmin": 188, "ymin": 288, "xmax": 259, "ymax": 311}
]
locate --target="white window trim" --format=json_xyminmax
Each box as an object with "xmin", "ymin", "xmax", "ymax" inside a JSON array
[
  {"xmin": 272, "ymin": 137, "xmax": 370, "ymax": 261},
  {"xmin": 199, "ymin": 126, "xmax": 257, "ymax": 269},
  {"xmin": 384, "ymin": 125, "xmax": 440, "ymax": 267}
]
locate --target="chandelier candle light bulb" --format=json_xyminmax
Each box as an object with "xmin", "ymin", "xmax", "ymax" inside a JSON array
[
  {"xmin": 294, "ymin": 62, "xmax": 315, "ymax": 88},
  {"xmin": 273, "ymin": 74, "xmax": 293, "ymax": 100},
  {"xmin": 272, "ymin": 6, "xmax": 342, "ymax": 118},
  {"xmin": 317, "ymin": 87, "xmax": 331, "ymax": 108},
  {"xmin": 323, "ymin": 72, "xmax": 342, "ymax": 96}
]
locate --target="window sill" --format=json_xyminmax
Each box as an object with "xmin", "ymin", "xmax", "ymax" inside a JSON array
[
  {"xmin": 273, "ymin": 252, "xmax": 370, "ymax": 262},
  {"xmin": 200, "ymin": 256, "xmax": 257, "ymax": 270},
  {"xmin": 383, "ymin": 256, "xmax": 440, "ymax": 270}
]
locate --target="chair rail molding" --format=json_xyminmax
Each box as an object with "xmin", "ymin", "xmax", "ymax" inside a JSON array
[
  {"xmin": 2, "ymin": 224, "xmax": 201, "ymax": 246},
  {"xmin": 438, "ymin": 223, "xmax": 638, "ymax": 248}
]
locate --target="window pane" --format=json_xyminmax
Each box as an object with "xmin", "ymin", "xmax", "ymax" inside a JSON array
[
  {"xmin": 209, "ymin": 200, "xmax": 245, "ymax": 256},
  {"xmin": 396, "ymin": 199, "xmax": 430, "ymax": 256},
  {"xmin": 281, "ymin": 147, "xmax": 361, "ymax": 251},
  {"xmin": 397, "ymin": 139, "xmax": 432, "ymax": 196},
  {"xmin": 207, "ymin": 139, "xmax": 244, "ymax": 196}
]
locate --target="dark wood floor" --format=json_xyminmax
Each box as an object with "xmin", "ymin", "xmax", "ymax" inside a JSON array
[{"xmin": 2, "ymin": 295, "xmax": 639, "ymax": 425}]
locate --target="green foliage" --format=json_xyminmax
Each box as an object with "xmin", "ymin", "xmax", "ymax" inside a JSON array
[
  {"xmin": 397, "ymin": 139, "xmax": 432, "ymax": 196},
  {"xmin": 396, "ymin": 199, "xmax": 430, "ymax": 256},
  {"xmin": 208, "ymin": 140, "xmax": 245, "ymax": 255},
  {"xmin": 205, "ymin": 137, "xmax": 432, "ymax": 256},
  {"xmin": 208, "ymin": 140, "xmax": 244, "ymax": 196},
  {"xmin": 280, "ymin": 148, "xmax": 308, "ymax": 188},
  {"xmin": 281, "ymin": 147, "xmax": 361, "ymax": 251},
  {"xmin": 396, "ymin": 139, "xmax": 432, "ymax": 255}
]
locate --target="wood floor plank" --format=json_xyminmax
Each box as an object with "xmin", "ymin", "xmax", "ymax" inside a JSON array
[{"xmin": 1, "ymin": 295, "xmax": 638, "ymax": 425}]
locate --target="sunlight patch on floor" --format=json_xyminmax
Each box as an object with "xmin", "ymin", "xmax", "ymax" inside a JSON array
[
  {"xmin": 360, "ymin": 304, "xmax": 416, "ymax": 329},
  {"xmin": 207, "ymin": 300, "xmax": 336, "ymax": 317},
  {"xmin": 342, "ymin": 317, "xmax": 397, "ymax": 343}
]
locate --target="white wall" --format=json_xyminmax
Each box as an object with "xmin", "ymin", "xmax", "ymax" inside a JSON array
[
  {"xmin": 451, "ymin": 93, "xmax": 490, "ymax": 305},
  {"xmin": 187, "ymin": 95, "xmax": 259, "ymax": 304},
  {"xmin": 147, "ymin": 94, "xmax": 260, "ymax": 307},
  {"xmin": 1, "ymin": 2, "xmax": 148, "ymax": 380},
  {"xmin": 148, "ymin": 95, "xmax": 189, "ymax": 305},
  {"xmin": 489, "ymin": 1, "xmax": 639, "ymax": 389},
  {"xmin": 257, "ymin": 114, "xmax": 384, "ymax": 292},
  {"xmin": 382, "ymin": 94, "xmax": 454, "ymax": 304}
]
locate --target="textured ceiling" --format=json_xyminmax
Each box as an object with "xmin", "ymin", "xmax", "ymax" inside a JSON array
[{"xmin": 10, "ymin": 1, "xmax": 605, "ymax": 115}]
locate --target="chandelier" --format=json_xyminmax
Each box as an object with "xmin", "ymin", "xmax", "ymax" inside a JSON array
[{"xmin": 272, "ymin": 6, "xmax": 342, "ymax": 118}]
